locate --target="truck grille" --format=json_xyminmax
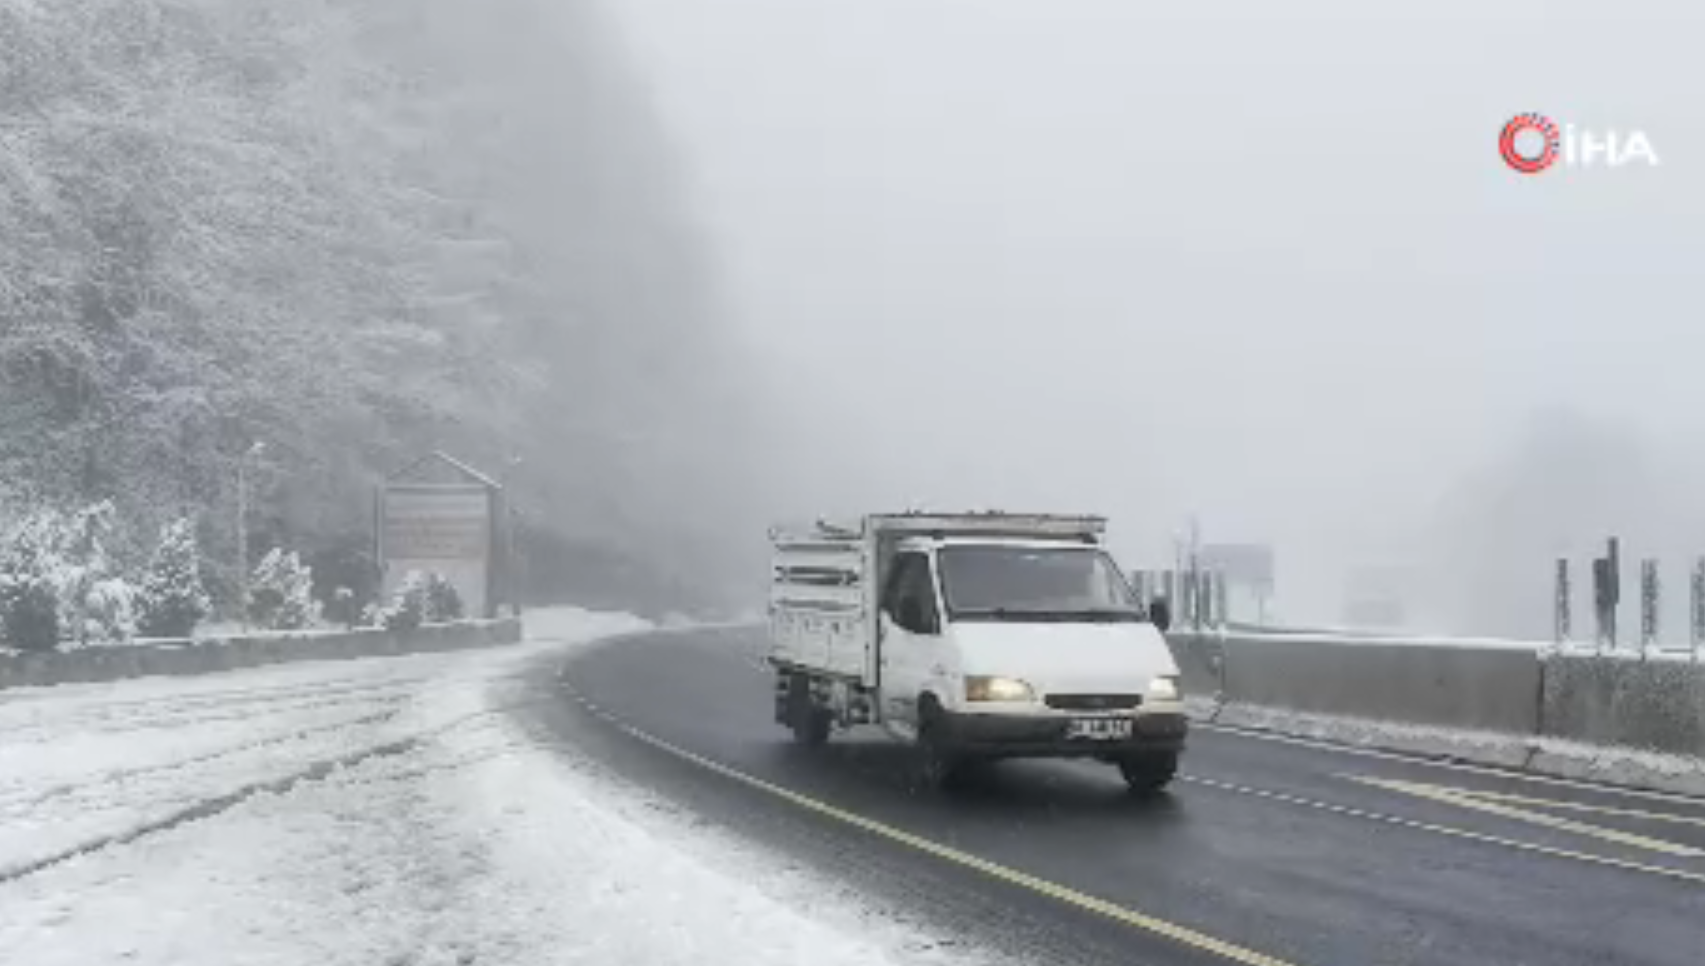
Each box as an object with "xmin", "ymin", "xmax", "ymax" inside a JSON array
[{"xmin": 1044, "ymin": 693, "xmax": 1142, "ymax": 711}]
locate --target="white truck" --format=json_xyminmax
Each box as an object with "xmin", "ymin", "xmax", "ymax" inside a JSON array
[{"xmin": 767, "ymin": 511, "xmax": 1187, "ymax": 792}]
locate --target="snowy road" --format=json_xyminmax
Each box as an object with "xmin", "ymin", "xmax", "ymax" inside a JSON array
[
  {"xmin": 0, "ymin": 610, "xmax": 982, "ymax": 966},
  {"xmin": 551, "ymin": 626, "xmax": 1705, "ymax": 966}
]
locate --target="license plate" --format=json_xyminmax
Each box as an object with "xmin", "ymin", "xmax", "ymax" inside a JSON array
[{"xmin": 1065, "ymin": 717, "xmax": 1133, "ymax": 741}]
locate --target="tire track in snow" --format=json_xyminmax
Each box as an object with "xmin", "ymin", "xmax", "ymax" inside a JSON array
[
  {"xmin": 0, "ymin": 681, "xmax": 422, "ymax": 739},
  {"xmin": 0, "ymin": 709, "xmax": 403, "ymax": 813},
  {"xmin": 0, "ymin": 735, "xmax": 428, "ymax": 884},
  {"xmin": 0, "ymin": 698, "xmax": 558, "ymax": 885}
]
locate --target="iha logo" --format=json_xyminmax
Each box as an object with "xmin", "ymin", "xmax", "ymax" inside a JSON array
[{"xmin": 1499, "ymin": 113, "xmax": 1661, "ymax": 174}]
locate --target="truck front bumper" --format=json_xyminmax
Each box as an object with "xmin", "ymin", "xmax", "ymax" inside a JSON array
[{"xmin": 935, "ymin": 710, "xmax": 1188, "ymax": 759}]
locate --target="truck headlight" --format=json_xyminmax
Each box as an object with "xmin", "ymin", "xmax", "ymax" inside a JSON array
[
  {"xmin": 1147, "ymin": 674, "xmax": 1181, "ymax": 702},
  {"xmin": 965, "ymin": 676, "xmax": 1035, "ymax": 702}
]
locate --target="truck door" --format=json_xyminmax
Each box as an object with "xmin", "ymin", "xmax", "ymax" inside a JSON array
[{"xmin": 879, "ymin": 550, "xmax": 949, "ymax": 727}]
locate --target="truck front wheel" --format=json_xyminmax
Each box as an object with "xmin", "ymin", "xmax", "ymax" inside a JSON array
[
  {"xmin": 916, "ymin": 699, "xmax": 975, "ymax": 790},
  {"xmin": 1117, "ymin": 751, "xmax": 1178, "ymax": 795}
]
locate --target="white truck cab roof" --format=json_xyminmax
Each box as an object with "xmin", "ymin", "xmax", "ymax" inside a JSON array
[{"xmin": 897, "ymin": 535, "xmax": 1106, "ymax": 554}]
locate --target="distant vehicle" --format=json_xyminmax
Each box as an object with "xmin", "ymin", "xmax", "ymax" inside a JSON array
[{"xmin": 766, "ymin": 511, "xmax": 1187, "ymax": 792}]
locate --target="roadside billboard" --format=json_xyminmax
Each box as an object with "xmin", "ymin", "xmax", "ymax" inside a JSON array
[
  {"xmin": 378, "ymin": 483, "xmax": 496, "ymax": 618},
  {"xmin": 1200, "ymin": 543, "xmax": 1275, "ymax": 592}
]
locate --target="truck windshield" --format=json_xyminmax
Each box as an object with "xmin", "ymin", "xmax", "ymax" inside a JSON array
[{"xmin": 936, "ymin": 545, "xmax": 1142, "ymax": 621}]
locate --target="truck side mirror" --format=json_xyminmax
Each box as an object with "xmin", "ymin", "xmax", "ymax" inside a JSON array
[{"xmin": 1149, "ymin": 597, "xmax": 1172, "ymax": 633}]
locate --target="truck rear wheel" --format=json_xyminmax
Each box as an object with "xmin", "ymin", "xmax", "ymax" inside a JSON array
[
  {"xmin": 1118, "ymin": 751, "xmax": 1178, "ymax": 795},
  {"xmin": 788, "ymin": 673, "xmax": 832, "ymax": 747}
]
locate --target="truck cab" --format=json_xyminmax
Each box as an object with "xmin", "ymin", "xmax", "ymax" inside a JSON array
[{"xmin": 768, "ymin": 512, "xmax": 1187, "ymax": 792}]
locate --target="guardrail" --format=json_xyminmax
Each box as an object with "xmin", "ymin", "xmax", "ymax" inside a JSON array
[
  {"xmin": 0, "ymin": 618, "xmax": 524, "ymax": 691},
  {"xmin": 1167, "ymin": 629, "xmax": 1705, "ymax": 765}
]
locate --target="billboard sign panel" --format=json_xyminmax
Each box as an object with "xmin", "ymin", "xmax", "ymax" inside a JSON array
[
  {"xmin": 1199, "ymin": 543, "xmax": 1275, "ymax": 592},
  {"xmin": 379, "ymin": 484, "xmax": 495, "ymax": 618}
]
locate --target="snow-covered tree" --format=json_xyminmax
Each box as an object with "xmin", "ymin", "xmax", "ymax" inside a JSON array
[
  {"xmin": 424, "ymin": 574, "xmax": 463, "ymax": 623},
  {"xmin": 0, "ymin": 513, "xmax": 65, "ymax": 651},
  {"xmin": 136, "ymin": 519, "xmax": 211, "ymax": 639},
  {"xmin": 83, "ymin": 578, "xmax": 138, "ymax": 645},
  {"xmin": 381, "ymin": 570, "xmax": 430, "ymax": 632},
  {"xmin": 0, "ymin": 0, "xmax": 768, "ymax": 617},
  {"xmin": 49, "ymin": 501, "xmax": 139, "ymax": 646},
  {"xmin": 248, "ymin": 548, "xmax": 317, "ymax": 631}
]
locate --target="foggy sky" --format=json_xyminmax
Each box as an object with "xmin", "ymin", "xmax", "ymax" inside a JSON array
[{"xmin": 599, "ymin": 0, "xmax": 1703, "ymax": 623}]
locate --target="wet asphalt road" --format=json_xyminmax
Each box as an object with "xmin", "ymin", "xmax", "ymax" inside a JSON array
[{"xmin": 514, "ymin": 626, "xmax": 1705, "ymax": 966}]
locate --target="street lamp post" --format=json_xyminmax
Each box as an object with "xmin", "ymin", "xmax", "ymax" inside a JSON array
[
  {"xmin": 500, "ymin": 456, "xmax": 523, "ymax": 618},
  {"xmin": 237, "ymin": 441, "xmax": 265, "ymax": 629}
]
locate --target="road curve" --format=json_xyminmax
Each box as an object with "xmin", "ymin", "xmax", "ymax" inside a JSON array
[{"xmin": 516, "ymin": 626, "xmax": 1705, "ymax": 966}]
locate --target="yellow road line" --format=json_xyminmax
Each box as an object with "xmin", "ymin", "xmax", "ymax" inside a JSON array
[
  {"xmin": 561, "ymin": 684, "xmax": 1303, "ymax": 966},
  {"xmin": 1182, "ymin": 775, "xmax": 1705, "ymax": 886},
  {"xmin": 1346, "ymin": 776, "xmax": 1705, "ymax": 858}
]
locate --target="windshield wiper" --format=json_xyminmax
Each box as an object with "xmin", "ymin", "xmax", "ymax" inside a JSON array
[{"xmin": 1076, "ymin": 607, "xmax": 1144, "ymax": 622}]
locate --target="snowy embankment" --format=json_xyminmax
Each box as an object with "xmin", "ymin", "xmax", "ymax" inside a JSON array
[{"xmin": 0, "ymin": 608, "xmax": 977, "ymax": 966}]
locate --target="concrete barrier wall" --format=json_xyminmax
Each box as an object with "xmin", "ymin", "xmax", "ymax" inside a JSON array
[
  {"xmin": 0, "ymin": 618, "xmax": 523, "ymax": 691},
  {"xmin": 1540, "ymin": 652, "xmax": 1705, "ymax": 756},
  {"xmin": 1159, "ymin": 629, "xmax": 1705, "ymax": 793},
  {"xmin": 1165, "ymin": 632, "xmax": 1225, "ymax": 697},
  {"xmin": 1168, "ymin": 631, "xmax": 1544, "ymax": 734}
]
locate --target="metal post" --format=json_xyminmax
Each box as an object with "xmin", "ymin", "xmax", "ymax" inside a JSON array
[
  {"xmin": 1554, "ymin": 558, "xmax": 1571, "ymax": 645},
  {"xmin": 1640, "ymin": 558, "xmax": 1658, "ymax": 657},
  {"xmin": 501, "ymin": 456, "xmax": 524, "ymax": 618},
  {"xmin": 1217, "ymin": 568, "xmax": 1230, "ymax": 628},
  {"xmin": 236, "ymin": 441, "xmax": 264, "ymax": 629},
  {"xmin": 1606, "ymin": 536, "xmax": 1621, "ymax": 650},
  {"xmin": 509, "ymin": 505, "xmax": 525, "ymax": 618},
  {"xmin": 236, "ymin": 460, "xmax": 247, "ymax": 629},
  {"xmin": 1188, "ymin": 514, "xmax": 1203, "ymax": 631},
  {"xmin": 1692, "ymin": 557, "xmax": 1705, "ymax": 663}
]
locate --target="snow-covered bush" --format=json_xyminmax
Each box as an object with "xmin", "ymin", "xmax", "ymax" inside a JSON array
[
  {"xmin": 424, "ymin": 573, "xmax": 463, "ymax": 623},
  {"xmin": 53, "ymin": 502, "xmax": 137, "ymax": 646},
  {"xmin": 381, "ymin": 570, "xmax": 430, "ymax": 632},
  {"xmin": 136, "ymin": 519, "xmax": 212, "ymax": 639},
  {"xmin": 379, "ymin": 570, "xmax": 466, "ymax": 631},
  {"xmin": 83, "ymin": 578, "xmax": 138, "ymax": 645},
  {"xmin": 0, "ymin": 514, "xmax": 64, "ymax": 651},
  {"xmin": 248, "ymin": 548, "xmax": 317, "ymax": 631}
]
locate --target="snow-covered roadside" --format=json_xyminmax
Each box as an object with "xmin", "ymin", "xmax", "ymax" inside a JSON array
[
  {"xmin": 0, "ymin": 607, "xmax": 990, "ymax": 966},
  {"xmin": 1184, "ymin": 696, "xmax": 1705, "ymax": 797}
]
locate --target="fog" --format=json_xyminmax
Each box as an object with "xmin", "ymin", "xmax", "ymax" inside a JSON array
[{"xmin": 597, "ymin": 0, "xmax": 1705, "ymax": 630}]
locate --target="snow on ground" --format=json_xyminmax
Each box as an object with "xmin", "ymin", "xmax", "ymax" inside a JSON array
[
  {"xmin": 0, "ymin": 607, "xmax": 989, "ymax": 966},
  {"xmin": 1218, "ymin": 628, "xmax": 1546, "ymax": 651}
]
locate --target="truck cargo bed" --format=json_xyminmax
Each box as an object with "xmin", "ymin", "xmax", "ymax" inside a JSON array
[{"xmin": 768, "ymin": 525, "xmax": 873, "ymax": 683}]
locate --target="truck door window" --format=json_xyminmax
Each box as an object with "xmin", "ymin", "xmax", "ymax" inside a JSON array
[
  {"xmin": 896, "ymin": 554, "xmax": 942, "ymax": 635},
  {"xmin": 881, "ymin": 553, "xmax": 916, "ymax": 623}
]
